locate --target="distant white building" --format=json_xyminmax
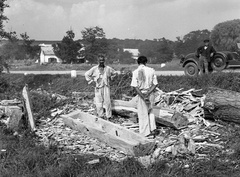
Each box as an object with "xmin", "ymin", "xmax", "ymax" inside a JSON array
[
  {"xmin": 39, "ymin": 44, "xmax": 62, "ymax": 64},
  {"xmin": 123, "ymin": 48, "xmax": 140, "ymax": 59}
]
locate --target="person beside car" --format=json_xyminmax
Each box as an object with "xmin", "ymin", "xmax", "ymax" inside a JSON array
[{"xmin": 197, "ymin": 39, "xmax": 216, "ymax": 75}]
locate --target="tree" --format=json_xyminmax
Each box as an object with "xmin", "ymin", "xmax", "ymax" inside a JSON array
[
  {"xmin": 0, "ymin": 32, "xmax": 38, "ymax": 62},
  {"xmin": 0, "ymin": 0, "xmax": 9, "ymax": 38},
  {"xmin": 53, "ymin": 30, "xmax": 82, "ymax": 64},
  {"xmin": 119, "ymin": 50, "xmax": 134, "ymax": 64},
  {"xmin": 0, "ymin": 0, "xmax": 9, "ymax": 73},
  {"xmin": 139, "ymin": 38, "xmax": 174, "ymax": 64},
  {"xmin": 81, "ymin": 26, "xmax": 105, "ymax": 44},
  {"xmin": 20, "ymin": 32, "xmax": 35, "ymax": 59},
  {"xmin": 174, "ymin": 29, "xmax": 211, "ymax": 56},
  {"xmin": 81, "ymin": 26, "xmax": 106, "ymax": 64},
  {"xmin": 211, "ymin": 19, "xmax": 240, "ymax": 51}
]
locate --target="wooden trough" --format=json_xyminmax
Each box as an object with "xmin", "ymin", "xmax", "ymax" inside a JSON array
[{"xmin": 61, "ymin": 110, "xmax": 155, "ymax": 156}]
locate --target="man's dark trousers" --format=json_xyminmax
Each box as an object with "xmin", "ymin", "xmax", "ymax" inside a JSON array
[{"xmin": 199, "ymin": 55, "xmax": 209, "ymax": 75}]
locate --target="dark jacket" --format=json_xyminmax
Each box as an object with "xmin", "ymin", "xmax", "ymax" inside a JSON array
[{"xmin": 197, "ymin": 45, "xmax": 216, "ymax": 62}]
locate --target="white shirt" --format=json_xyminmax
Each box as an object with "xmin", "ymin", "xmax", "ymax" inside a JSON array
[
  {"xmin": 131, "ymin": 64, "xmax": 158, "ymax": 91},
  {"xmin": 85, "ymin": 65, "xmax": 116, "ymax": 88}
]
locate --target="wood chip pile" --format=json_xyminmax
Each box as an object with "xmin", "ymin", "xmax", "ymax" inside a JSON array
[{"xmin": 1, "ymin": 87, "xmax": 231, "ymax": 166}]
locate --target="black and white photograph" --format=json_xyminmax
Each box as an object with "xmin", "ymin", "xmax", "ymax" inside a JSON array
[{"xmin": 0, "ymin": 0, "xmax": 240, "ymax": 176}]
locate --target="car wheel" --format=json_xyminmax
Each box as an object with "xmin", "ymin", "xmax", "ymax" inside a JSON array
[
  {"xmin": 184, "ymin": 62, "xmax": 199, "ymax": 76},
  {"xmin": 211, "ymin": 55, "xmax": 227, "ymax": 71}
]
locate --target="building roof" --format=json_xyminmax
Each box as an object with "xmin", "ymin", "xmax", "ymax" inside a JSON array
[
  {"xmin": 40, "ymin": 44, "xmax": 55, "ymax": 56},
  {"xmin": 33, "ymin": 40, "xmax": 60, "ymax": 46},
  {"xmin": 123, "ymin": 48, "xmax": 140, "ymax": 59}
]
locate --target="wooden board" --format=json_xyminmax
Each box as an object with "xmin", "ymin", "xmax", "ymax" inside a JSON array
[
  {"xmin": 61, "ymin": 110, "xmax": 155, "ymax": 156},
  {"xmin": 112, "ymin": 100, "xmax": 189, "ymax": 129},
  {"xmin": 22, "ymin": 85, "xmax": 36, "ymax": 131}
]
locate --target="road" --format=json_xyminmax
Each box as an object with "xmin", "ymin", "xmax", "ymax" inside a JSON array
[
  {"xmin": 5, "ymin": 69, "xmax": 240, "ymax": 76},
  {"xmin": 6, "ymin": 70, "xmax": 185, "ymax": 76}
]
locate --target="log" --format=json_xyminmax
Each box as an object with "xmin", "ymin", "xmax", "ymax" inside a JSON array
[
  {"xmin": 212, "ymin": 106, "xmax": 240, "ymax": 124},
  {"xmin": 22, "ymin": 85, "xmax": 36, "ymax": 131},
  {"xmin": 204, "ymin": 87, "xmax": 240, "ymax": 124},
  {"xmin": 205, "ymin": 87, "xmax": 240, "ymax": 109},
  {"xmin": 61, "ymin": 110, "xmax": 155, "ymax": 156}
]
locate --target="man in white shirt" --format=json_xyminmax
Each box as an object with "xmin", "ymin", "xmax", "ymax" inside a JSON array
[
  {"xmin": 85, "ymin": 54, "xmax": 117, "ymax": 119},
  {"xmin": 131, "ymin": 56, "xmax": 158, "ymax": 137}
]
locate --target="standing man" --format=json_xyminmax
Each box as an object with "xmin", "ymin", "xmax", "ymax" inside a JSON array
[
  {"xmin": 85, "ymin": 54, "xmax": 117, "ymax": 119},
  {"xmin": 131, "ymin": 56, "xmax": 158, "ymax": 137},
  {"xmin": 197, "ymin": 39, "xmax": 216, "ymax": 75}
]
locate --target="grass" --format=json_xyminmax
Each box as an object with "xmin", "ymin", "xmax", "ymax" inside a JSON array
[
  {"xmin": 8, "ymin": 58, "xmax": 183, "ymax": 72},
  {"xmin": 1, "ymin": 72, "xmax": 240, "ymax": 176}
]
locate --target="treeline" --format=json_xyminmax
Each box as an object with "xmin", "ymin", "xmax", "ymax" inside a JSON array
[
  {"xmin": 0, "ymin": 0, "xmax": 239, "ymax": 65},
  {"xmin": 52, "ymin": 27, "xmax": 212, "ymax": 64},
  {"xmin": 52, "ymin": 19, "xmax": 240, "ymax": 64},
  {"xmin": 0, "ymin": 32, "xmax": 40, "ymax": 61}
]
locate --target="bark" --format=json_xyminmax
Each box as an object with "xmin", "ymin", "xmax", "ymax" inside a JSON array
[
  {"xmin": 205, "ymin": 87, "xmax": 240, "ymax": 109},
  {"xmin": 213, "ymin": 106, "xmax": 240, "ymax": 124},
  {"xmin": 204, "ymin": 87, "xmax": 240, "ymax": 124}
]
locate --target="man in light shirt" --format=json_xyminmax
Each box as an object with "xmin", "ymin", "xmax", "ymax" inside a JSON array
[
  {"xmin": 85, "ymin": 54, "xmax": 117, "ymax": 119},
  {"xmin": 131, "ymin": 56, "xmax": 158, "ymax": 137}
]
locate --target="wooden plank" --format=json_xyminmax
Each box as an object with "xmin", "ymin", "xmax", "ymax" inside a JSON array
[
  {"xmin": 22, "ymin": 85, "xmax": 36, "ymax": 131},
  {"xmin": 61, "ymin": 110, "xmax": 155, "ymax": 156},
  {"xmin": 112, "ymin": 99, "xmax": 189, "ymax": 129}
]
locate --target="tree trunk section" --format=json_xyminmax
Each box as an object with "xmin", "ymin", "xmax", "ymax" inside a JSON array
[
  {"xmin": 204, "ymin": 87, "xmax": 240, "ymax": 124},
  {"xmin": 213, "ymin": 106, "xmax": 240, "ymax": 124},
  {"xmin": 205, "ymin": 87, "xmax": 240, "ymax": 109}
]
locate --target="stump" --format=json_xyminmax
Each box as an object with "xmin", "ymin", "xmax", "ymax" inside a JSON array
[{"xmin": 204, "ymin": 87, "xmax": 240, "ymax": 124}]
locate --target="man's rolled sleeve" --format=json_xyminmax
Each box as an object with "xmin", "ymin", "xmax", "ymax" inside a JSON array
[
  {"xmin": 130, "ymin": 71, "xmax": 138, "ymax": 87},
  {"xmin": 152, "ymin": 70, "xmax": 158, "ymax": 85},
  {"xmin": 85, "ymin": 68, "xmax": 94, "ymax": 83}
]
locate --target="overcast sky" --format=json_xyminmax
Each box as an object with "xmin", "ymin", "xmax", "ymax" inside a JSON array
[{"xmin": 4, "ymin": 0, "xmax": 240, "ymax": 41}]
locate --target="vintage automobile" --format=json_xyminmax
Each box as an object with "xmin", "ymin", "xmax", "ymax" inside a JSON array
[{"xmin": 180, "ymin": 50, "xmax": 240, "ymax": 76}]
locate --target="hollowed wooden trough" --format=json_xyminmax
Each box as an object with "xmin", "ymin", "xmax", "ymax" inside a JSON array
[{"xmin": 61, "ymin": 110, "xmax": 155, "ymax": 156}]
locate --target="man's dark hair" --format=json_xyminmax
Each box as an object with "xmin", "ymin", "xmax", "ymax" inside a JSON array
[
  {"xmin": 137, "ymin": 56, "xmax": 148, "ymax": 65},
  {"xmin": 204, "ymin": 39, "xmax": 210, "ymax": 43}
]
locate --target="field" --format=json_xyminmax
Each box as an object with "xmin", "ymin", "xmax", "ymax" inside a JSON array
[
  {"xmin": 8, "ymin": 58, "xmax": 183, "ymax": 72},
  {"xmin": 1, "ymin": 72, "xmax": 240, "ymax": 177}
]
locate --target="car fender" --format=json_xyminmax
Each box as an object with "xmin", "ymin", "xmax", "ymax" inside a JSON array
[
  {"xmin": 182, "ymin": 58, "xmax": 199, "ymax": 69},
  {"xmin": 214, "ymin": 51, "xmax": 228, "ymax": 61}
]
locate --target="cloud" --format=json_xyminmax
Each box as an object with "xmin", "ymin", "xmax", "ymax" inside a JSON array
[
  {"xmin": 4, "ymin": 0, "xmax": 240, "ymax": 40},
  {"xmin": 5, "ymin": 0, "xmax": 68, "ymax": 39}
]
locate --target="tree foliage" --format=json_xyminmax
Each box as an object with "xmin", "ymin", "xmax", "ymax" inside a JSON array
[
  {"xmin": 0, "ymin": 0, "xmax": 9, "ymax": 73},
  {"xmin": 119, "ymin": 50, "xmax": 134, "ymax": 64},
  {"xmin": 81, "ymin": 26, "xmax": 107, "ymax": 64},
  {"xmin": 53, "ymin": 30, "xmax": 82, "ymax": 64},
  {"xmin": 139, "ymin": 38, "xmax": 174, "ymax": 63},
  {"xmin": 174, "ymin": 29, "xmax": 211, "ymax": 56},
  {"xmin": 0, "ymin": 0, "xmax": 9, "ymax": 38},
  {"xmin": 20, "ymin": 32, "xmax": 39, "ymax": 59},
  {"xmin": 0, "ymin": 32, "xmax": 38, "ymax": 61},
  {"xmin": 211, "ymin": 19, "xmax": 240, "ymax": 51},
  {"xmin": 81, "ymin": 26, "xmax": 105, "ymax": 44}
]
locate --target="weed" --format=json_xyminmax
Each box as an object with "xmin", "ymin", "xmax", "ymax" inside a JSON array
[{"xmin": 1, "ymin": 73, "xmax": 240, "ymax": 176}]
